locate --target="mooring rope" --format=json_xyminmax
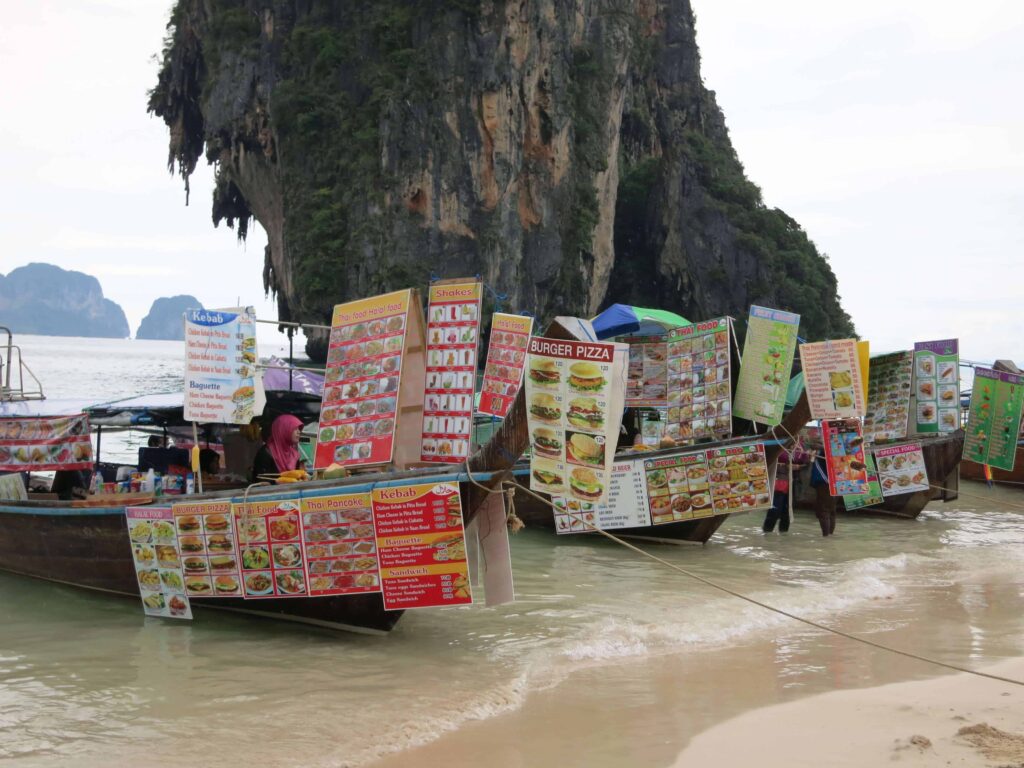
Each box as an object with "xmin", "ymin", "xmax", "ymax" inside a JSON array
[{"xmin": 460, "ymin": 460, "xmax": 1024, "ymax": 688}]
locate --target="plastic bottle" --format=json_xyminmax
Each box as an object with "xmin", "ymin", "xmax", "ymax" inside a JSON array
[
  {"xmin": 144, "ymin": 469, "xmax": 156, "ymax": 493},
  {"xmin": 185, "ymin": 473, "xmax": 195, "ymax": 495}
]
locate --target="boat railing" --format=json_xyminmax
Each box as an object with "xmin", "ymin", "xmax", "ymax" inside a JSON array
[{"xmin": 0, "ymin": 326, "xmax": 45, "ymax": 402}]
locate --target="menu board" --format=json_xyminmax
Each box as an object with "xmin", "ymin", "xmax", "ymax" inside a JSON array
[
  {"xmin": 232, "ymin": 498, "xmax": 308, "ymax": 598},
  {"xmin": 642, "ymin": 443, "xmax": 771, "ymax": 524},
  {"xmin": 372, "ymin": 482, "xmax": 472, "ymax": 610},
  {"xmin": 913, "ymin": 339, "xmax": 960, "ymax": 434},
  {"xmin": 172, "ymin": 500, "xmax": 241, "ymax": 598},
  {"xmin": 420, "ymin": 281, "xmax": 483, "ymax": 463},
  {"xmin": 733, "ymin": 306, "xmax": 801, "ymax": 426},
  {"xmin": 842, "ymin": 453, "xmax": 884, "ymax": 511},
  {"xmin": 963, "ymin": 367, "xmax": 1024, "ymax": 471},
  {"xmin": 0, "ymin": 414, "xmax": 93, "ymax": 472},
  {"xmin": 798, "ymin": 339, "xmax": 865, "ymax": 420},
  {"xmin": 300, "ymin": 492, "xmax": 381, "ymax": 596},
  {"xmin": 525, "ymin": 336, "xmax": 626, "ymax": 505},
  {"xmin": 622, "ymin": 336, "xmax": 669, "ymax": 407},
  {"xmin": 479, "ymin": 313, "xmax": 534, "ymax": 418},
  {"xmin": 665, "ymin": 318, "xmax": 732, "ymax": 442},
  {"xmin": 126, "ymin": 507, "xmax": 192, "ymax": 619},
  {"xmin": 317, "ymin": 290, "xmax": 412, "ymax": 468},
  {"xmin": 183, "ymin": 307, "xmax": 265, "ymax": 425},
  {"xmin": 552, "ymin": 458, "xmax": 652, "ymax": 534},
  {"xmin": 863, "ymin": 351, "xmax": 913, "ymax": 443},
  {"xmin": 822, "ymin": 418, "xmax": 869, "ymax": 496},
  {"xmin": 874, "ymin": 443, "xmax": 929, "ymax": 496}
]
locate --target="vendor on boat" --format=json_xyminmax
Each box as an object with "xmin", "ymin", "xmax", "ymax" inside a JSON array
[{"xmin": 250, "ymin": 414, "xmax": 304, "ymax": 482}]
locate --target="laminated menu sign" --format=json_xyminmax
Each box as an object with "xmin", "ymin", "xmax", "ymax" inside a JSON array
[
  {"xmin": 863, "ymin": 351, "xmax": 914, "ymax": 443},
  {"xmin": 173, "ymin": 500, "xmax": 241, "ymax": 598},
  {"xmin": 421, "ymin": 281, "xmax": 483, "ymax": 463},
  {"xmin": 317, "ymin": 290, "xmax": 412, "ymax": 469},
  {"xmin": 798, "ymin": 339, "xmax": 865, "ymax": 420},
  {"xmin": 874, "ymin": 443, "xmax": 929, "ymax": 496},
  {"xmin": 963, "ymin": 368, "xmax": 1024, "ymax": 472},
  {"xmin": 372, "ymin": 482, "xmax": 472, "ymax": 610},
  {"xmin": 232, "ymin": 498, "xmax": 308, "ymax": 598},
  {"xmin": 665, "ymin": 318, "xmax": 733, "ymax": 442},
  {"xmin": 822, "ymin": 418, "xmax": 869, "ymax": 496},
  {"xmin": 842, "ymin": 453, "xmax": 884, "ymax": 511},
  {"xmin": 300, "ymin": 492, "xmax": 380, "ymax": 595},
  {"xmin": 552, "ymin": 459, "xmax": 652, "ymax": 534},
  {"xmin": 622, "ymin": 336, "xmax": 669, "ymax": 407},
  {"xmin": 644, "ymin": 444, "xmax": 771, "ymax": 523},
  {"xmin": 0, "ymin": 414, "xmax": 93, "ymax": 472},
  {"xmin": 126, "ymin": 507, "xmax": 192, "ymax": 619},
  {"xmin": 913, "ymin": 339, "xmax": 960, "ymax": 434},
  {"xmin": 525, "ymin": 336, "xmax": 626, "ymax": 505},
  {"xmin": 733, "ymin": 306, "xmax": 801, "ymax": 426},
  {"xmin": 479, "ymin": 313, "xmax": 534, "ymax": 418},
  {"xmin": 183, "ymin": 307, "xmax": 265, "ymax": 425}
]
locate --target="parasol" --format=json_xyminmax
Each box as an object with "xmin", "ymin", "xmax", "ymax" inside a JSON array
[{"xmin": 590, "ymin": 304, "xmax": 689, "ymax": 339}]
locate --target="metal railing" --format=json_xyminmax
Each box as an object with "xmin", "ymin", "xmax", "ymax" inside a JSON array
[{"xmin": 0, "ymin": 327, "xmax": 45, "ymax": 402}]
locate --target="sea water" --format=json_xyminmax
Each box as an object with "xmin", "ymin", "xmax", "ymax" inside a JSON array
[{"xmin": 2, "ymin": 336, "xmax": 1023, "ymax": 767}]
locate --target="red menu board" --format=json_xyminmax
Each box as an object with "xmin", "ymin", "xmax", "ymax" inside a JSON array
[
  {"xmin": 420, "ymin": 281, "xmax": 483, "ymax": 463},
  {"xmin": 0, "ymin": 414, "xmax": 93, "ymax": 472},
  {"xmin": 822, "ymin": 418, "xmax": 870, "ymax": 496},
  {"xmin": 232, "ymin": 498, "xmax": 308, "ymax": 598},
  {"xmin": 172, "ymin": 500, "xmax": 242, "ymax": 598},
  {"xmin": 316, "ymin": 290, "xmax": 413, "ymax": 469},
  {"xmin": 372, "ymin": 482, "xmax": 472, "ymax": 610},
  {"xmin": 300, "ymin": 492, "xmax": 381, "ymax": 595},
  {"xmin": 479, "ymin": 313, "xmax": 534, "ymax": 418}
]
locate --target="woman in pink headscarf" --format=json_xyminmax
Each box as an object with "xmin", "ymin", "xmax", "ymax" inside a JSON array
[{"xmin": 250, "ymin": 414, "xmax": 303, "ymax": 482}]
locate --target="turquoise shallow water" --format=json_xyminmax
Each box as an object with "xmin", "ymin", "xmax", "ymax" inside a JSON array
[{"xmin": 2, "ymin": 337, "xmax": 1023, "ymax": 767}]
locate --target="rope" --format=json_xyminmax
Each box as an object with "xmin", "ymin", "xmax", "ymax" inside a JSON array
[
  {"xmin": 927, "ymin": 482, "xmax": 1024, "ymax": 513},
  {"xmin": 503, "ymin": 476, "xmax": 1024, "ymax": 688},
  {"xmin": 463, "ymin": 459, "xmax": 524, "ymax": 532}
]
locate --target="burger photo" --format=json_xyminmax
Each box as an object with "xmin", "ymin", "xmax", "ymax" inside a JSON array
[
  {"xmin": 204, "ymin": 514, "xmax": 229, "ymax": 532},
  {"xmin": 569, "ymin": 467, "xmax": 603, "ymax": 501},
  {"xmin": 179, "ymin": 536, "xmax": 204, "ymax": 553},
  {"xmin": 215, "ymin": 575, "xmax": 239, "ymax": 594},
  {"xmin": 531, "ymin": 461, "xmax": 565, "ymax": 493},
  {"xmin": 182, "ymin": 556, "xmax": 207, "ymax": 573},
  {"xmin": 566, "ymin": 397, "xmax": 604, "ymax": 431},
  {"xmin": 528, "ymin": 358, "xmax": 560, "ymax": 388},
  {"xmin": 529, "ymin": 393, "xmax": 561, "ymax": 424},
  {"xmin": 531, "ymin": 427, "xmax": 563, "ymax": 460},
  {"xmin": 207, "ymin": 534, "xmax": 233, "ymax": 552},
  {"xmin": 567, "ymin": 433, "xmax": 604, "ymax": 467},
  {"xmin": 177, "ymin": 515, "xmax": 201, "ymax": 532},
  {"xmin": 186, "ymin": 577, "xmax": 212, "ymax": 594},
  {"xmin": 567, "ymin": 362, "xmax": 605, "ymax": 393}
]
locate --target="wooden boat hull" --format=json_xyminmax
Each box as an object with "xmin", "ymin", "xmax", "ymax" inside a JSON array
[
  {"xmin": 961, "ymin": 445, "xmax": 1024, "ymax": 484},
  {"xmin": 0, "ymin": 503, "xmax": 403, "ymax": 634},
  {"xmin": 795, "ymin": 431, "xmax": 964, "ymax": 520}
]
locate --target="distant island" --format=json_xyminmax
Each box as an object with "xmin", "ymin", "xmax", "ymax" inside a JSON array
[
  {"xmin": 0, "ymin": 263, "xmax": 129, "ymax": 338},
  {"xmin": 136, "ymin": 295, "xmax": 203, "ymax": 340}
]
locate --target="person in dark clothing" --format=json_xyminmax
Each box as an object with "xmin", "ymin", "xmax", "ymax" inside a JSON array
[
  {"xmin": 809, "ymin": 454, "xmax": 836, "ymax": 536},
  {"xmin": 250, "ymin": 414, "xmax": 303, "ymax": 482},
  {"xmin": 762, "ymin": 478, "xmax": 790, "ymax": 533}
]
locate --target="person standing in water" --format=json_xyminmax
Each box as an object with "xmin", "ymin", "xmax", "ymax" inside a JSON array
[{"xmin": 250, "ymin": 414, "xmax": 304, "ymax": 482}]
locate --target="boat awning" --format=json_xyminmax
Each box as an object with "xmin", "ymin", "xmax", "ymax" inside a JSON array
[
  {"xmin": 263, "ymin": 356, "xmax": 325, "ymax": 395},
  {"xmin": 590, "ymin": 304, "xmax": 689, "ymax": 339},
  {"xmin": 86, "ymin": 393, "xmax": 185, "ymax": 427},
  {"xmin": 0, "ymin": 399, "xmax": 96, "ymax": 418}
]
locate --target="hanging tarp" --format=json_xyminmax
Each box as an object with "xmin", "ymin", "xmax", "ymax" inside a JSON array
[{"xmin": 0, "ymin": 413, "xmax": 93, "ymax": 471}]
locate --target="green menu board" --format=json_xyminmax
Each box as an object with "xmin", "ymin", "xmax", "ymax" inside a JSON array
[
  {"xmin": 963, "ymin": 367, "xmax": 1024, "ymax": 472},
  {"xmin": 913, "ymin": 339, "xmax": 959, "ymax": 434},
  {"xmin": 733, "ymin": 306, "xmax": 800, "ymax": 426}
]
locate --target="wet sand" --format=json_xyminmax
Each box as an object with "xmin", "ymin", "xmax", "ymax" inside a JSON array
[{"xmin": 677, "ymin": 658, "xmax": 1024, "ymax": 767}]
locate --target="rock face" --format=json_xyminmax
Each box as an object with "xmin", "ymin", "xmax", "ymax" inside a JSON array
[
  {"xmin": 136, "ymin": 295, "xmax": 203, "ymax": 340},
  {"xmin": 150, "ymin": 0, "xmax": 855, "ymax": 361},
  {"xmin": 0, "ymin": 263, "xmax": 129, "ymax": 339}
]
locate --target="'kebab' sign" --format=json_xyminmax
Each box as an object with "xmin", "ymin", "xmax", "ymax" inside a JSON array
[
  {"xmin": 184, "ymin": 307, "xmax": 264, "ymax": 425},
  {"xmin": 525, "ymin": 336, "xmax": 626, "ymax": 505}
]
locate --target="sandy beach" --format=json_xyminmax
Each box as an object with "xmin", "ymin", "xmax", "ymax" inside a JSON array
[{"xmin": 676, "ymin": 658, "xmax": 1024, "ymax": 767}]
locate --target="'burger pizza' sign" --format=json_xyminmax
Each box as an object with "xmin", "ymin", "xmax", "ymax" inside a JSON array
[{"xmin": 525, "ymin": 336, "xmax": 627, "ymax": 506}]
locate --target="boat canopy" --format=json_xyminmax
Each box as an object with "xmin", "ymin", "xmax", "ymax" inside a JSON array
[
  {"xmin": 262, "ymin": 356, "xmax": 325, "ymax": 396},
  {"xmin": 590, "ymin": 304, "xmax": 689, "ymax": 339},
  {"xmin": 0, "ymin": 398, "xmax": 97, "ymax": 418}
]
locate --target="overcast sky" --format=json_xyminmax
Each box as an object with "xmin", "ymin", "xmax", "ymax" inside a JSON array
[{"xmin": 2, "ymin": 1, "xmax": 1021, "ymax": 362}]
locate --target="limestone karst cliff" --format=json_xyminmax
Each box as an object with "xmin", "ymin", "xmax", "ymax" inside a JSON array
[{"xmin": 150, "ymin": 0, "xmax": 854, "ymax": 359}]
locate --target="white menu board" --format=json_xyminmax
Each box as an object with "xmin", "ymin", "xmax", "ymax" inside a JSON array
[
  {"xmin": 420, "ymin": 281, "xmax": 483, "ymax": 463},
  {"xmin": 798, "ymin": 339, "xmax": 866, "ymax": 420},
  {"xmin": 126, "ymin": 507, "xmax": 192, "ymax": 619},
  {"xmin": 184, "ymin": 307, "xmax": 265, "ymax": 424},
  {"xmin": 552, "ymin": 458, "xmax": 652, "ymax": 534}
]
